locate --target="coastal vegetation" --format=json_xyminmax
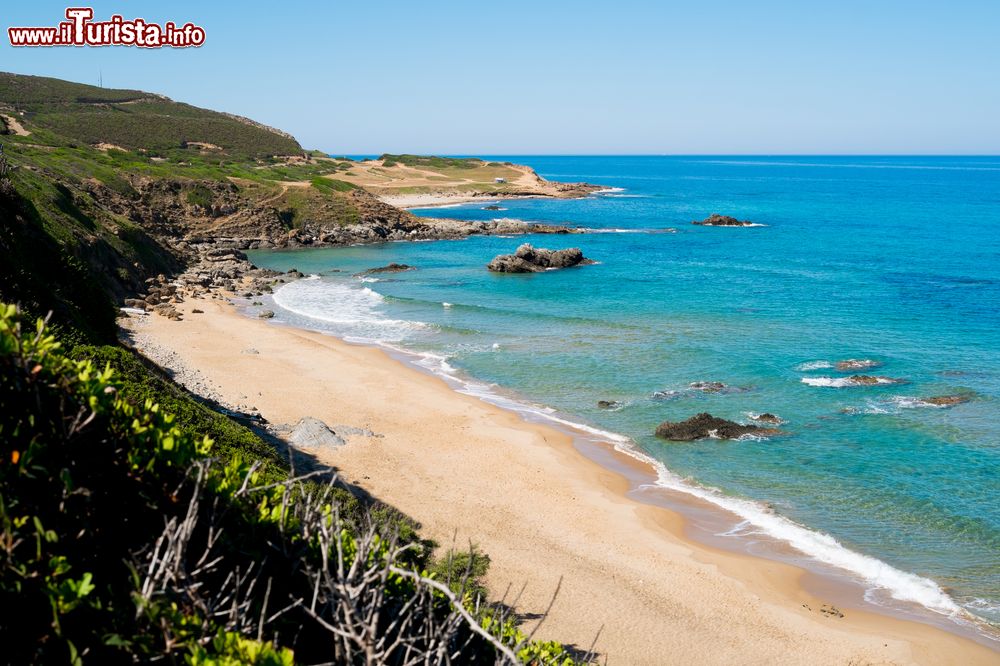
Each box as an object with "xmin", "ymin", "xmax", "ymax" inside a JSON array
[
  {"xmin": 379, "ymin": 154, "xmax": 486, "ymax": 169},
  {"xmin": 0, "ymin": 71, "xmax": 591, "ymax": 664},
  {"xmin": 0, "ymin": 305, "xmax": 585, "ymax": 664}
]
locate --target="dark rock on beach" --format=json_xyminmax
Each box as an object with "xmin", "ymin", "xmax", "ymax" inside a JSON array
[
  {"xmin": 692, "ymin": 214, "xmax": 758, "ymax": 227},
  {"xmin": 487, "ymin": 243, "xmax": 595, "ymax": 273},
  {"xmin": 655, "ymin": 412, "xmax": 780, "ymax": 441},
  {"xmin": 258, "ymin": 310, "xmax": 275, "ymax": 319},
  {"xmin": 357, "ymin": 263, "xmax": 415, "ymax": 275}
]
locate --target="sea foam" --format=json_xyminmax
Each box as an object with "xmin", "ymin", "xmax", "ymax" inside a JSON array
[
  {"xmin": 272, "ymin": 278, "xmax": 425, "ymax": 342},
  {"xmin": 801, "ymin": 376, "xmax": 899, "ymax": 388},
  {"xmin": 795, "ymin": 360, "xmax": 834, "ymax": 371}
]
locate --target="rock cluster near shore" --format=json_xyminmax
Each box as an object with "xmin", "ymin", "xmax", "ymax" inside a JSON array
[
  {"xmin": 118, "ymin": 240, "xmax": 296, "ymax": 321},
  {"xmin": 487, "ymin": 243, "xmax": 595, "ymax": 273},
  {"xmin": 655, "ymin": 413, "xmax": 781, "ymax": 441}
]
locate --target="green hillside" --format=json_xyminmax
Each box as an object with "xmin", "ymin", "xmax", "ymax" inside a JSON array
[{"xmin": 0, "ymin": 72, "xmax": 302, "ymax": 157}]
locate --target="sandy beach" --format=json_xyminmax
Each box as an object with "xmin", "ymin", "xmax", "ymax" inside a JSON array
[
  {"xmin": 121, "ymin": 299, "xmax": 998, "ymax": 665},
  {"xmin": 377, "ymin": 191, "xmax": 496, "ymax": 209}
]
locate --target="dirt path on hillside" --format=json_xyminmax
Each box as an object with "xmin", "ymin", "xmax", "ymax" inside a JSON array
[{"xmin": 1, "ymin": 114, "xmax": 31, "ymax": 137}]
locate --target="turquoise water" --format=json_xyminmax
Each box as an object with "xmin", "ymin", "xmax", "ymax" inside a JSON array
[{"xmin": 248, "ymin": 156, "xmax": 1000, "ymax": 629}]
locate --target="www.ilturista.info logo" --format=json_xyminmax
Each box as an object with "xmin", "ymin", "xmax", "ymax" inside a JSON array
[{"xmin": 8, "ymin": 7, "xmax": 205, "ymax": 48}]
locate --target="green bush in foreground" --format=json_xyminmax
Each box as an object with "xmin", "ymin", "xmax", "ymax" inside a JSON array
[{"xmin": 0, "ymin": 305, "xmax": 587, "ymax": 664}]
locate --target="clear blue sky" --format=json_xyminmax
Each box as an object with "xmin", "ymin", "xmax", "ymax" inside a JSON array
[{"xmin": 2, "ymin": 0, "xmax": 998, "ymax": 154}]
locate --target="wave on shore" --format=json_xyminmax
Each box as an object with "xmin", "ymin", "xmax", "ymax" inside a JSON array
[{"xmin": 271, "ymin": 279, "xmax": 425, "ymax": 342}]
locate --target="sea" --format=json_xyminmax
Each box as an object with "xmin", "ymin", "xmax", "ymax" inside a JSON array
[{"xmin": 246, "ymin": 156, "xmax": 1000, "ymax": 638}]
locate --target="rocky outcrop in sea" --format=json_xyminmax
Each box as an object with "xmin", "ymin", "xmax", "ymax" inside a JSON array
[
  {"xmin": 655, "ymin": 412, "xmax": 781, "ymax": 441},
  {"xmin": 692, "ymin": 214, "xmax": 760, "ymax": 227},
  {"xmin": 487, "ymin": 243, "xmax": 595, "ymax": 273}
]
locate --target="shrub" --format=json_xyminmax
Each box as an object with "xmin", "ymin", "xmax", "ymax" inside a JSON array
[
  {"xmin": 0, "ymin": 306, "xmax": 590, "ymax": 664},
  {"xmin": 186, "ymin": 183, "xmax": 215, "ymax": 208},
  {"xmin": 310, "ymin": 177, "xmax": 357, "ymax": 193}
]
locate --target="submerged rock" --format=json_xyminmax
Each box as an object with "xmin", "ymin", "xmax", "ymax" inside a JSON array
[
  {"xmin": 920, "ymin": 394, "xmax": 972, "ymax": 407},
  {"xmin": 288, "ymin": 417, "xmax": 345, "ymax": 450},
  {"xmin": 686, "ymin": 381, "xmax": 752, "ymax": 395},
  {"xmin": 689, "ymin": 381, "xmax": 727, "ymax": 393},
  {"xmin": 801, "ymin": 375, "xmax": 905, "ymax": 387},
  {"xmin": 483, "ymin": 204, "xmax": 502, "ymax": 210},
  {"xmin": 848, "ymin": 374, "xmax": 901, "ymax": 385},
  {"xmin": 692, "ymin": 214, "xmax": 759, "ymax": 227},
  {"xmin": 835, "ymin": 359, "xmax": 883, "ymax": 372},
  {"xmin": 654, "ymin": 412, "xmax": 780, "ymax": 441},
  {"xmin": 357, "ymin": 263, "xmax": 415, "ymax": 275},
  {"xmin": 487, "ymin": 243, "xmax": 595, "ymax": 273},
  {"xmin": 597, "ymin": 400, "xmax": 622, "ymax": 409}
]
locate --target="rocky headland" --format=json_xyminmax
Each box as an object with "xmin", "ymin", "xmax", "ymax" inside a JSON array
[{"xmin": 81, "ymin": 173, "xmax": 593, "ymax": 324}]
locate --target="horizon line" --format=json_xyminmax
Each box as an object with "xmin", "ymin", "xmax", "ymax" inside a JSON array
[{"xmin": 329, "ymin": 152, "xmax": 1000, "ymax": 158}]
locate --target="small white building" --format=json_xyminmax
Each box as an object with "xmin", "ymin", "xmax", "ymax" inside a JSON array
[{"xmin": 494, "ymin": 177, "xmax": 506, "ymax": 184}]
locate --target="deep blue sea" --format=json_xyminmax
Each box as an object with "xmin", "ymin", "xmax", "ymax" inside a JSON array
[{"xmin": 247, "ymin": 156, "xmax": 1000, "ymax": 631}]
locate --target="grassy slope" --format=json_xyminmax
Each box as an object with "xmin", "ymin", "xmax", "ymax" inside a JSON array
[{"xmin": 0, "ymin": 71, "xmax": 301, "ymax": 157}]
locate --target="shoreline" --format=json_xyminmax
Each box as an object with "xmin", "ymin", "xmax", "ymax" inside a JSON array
[
  {"xmin": 379, "ymin": 192, "xmax": 500, "ymax": 209},
  {"xmin": 120, "ymin": 299, "xmax": 999, "ymax": 664},
  {"xmin": 378, "ymin": 190, "xmax": 598, "ymax": 210},
  {"xmin": 371, "ymin": 338, "xmax": 998, "ymax": 648}
]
